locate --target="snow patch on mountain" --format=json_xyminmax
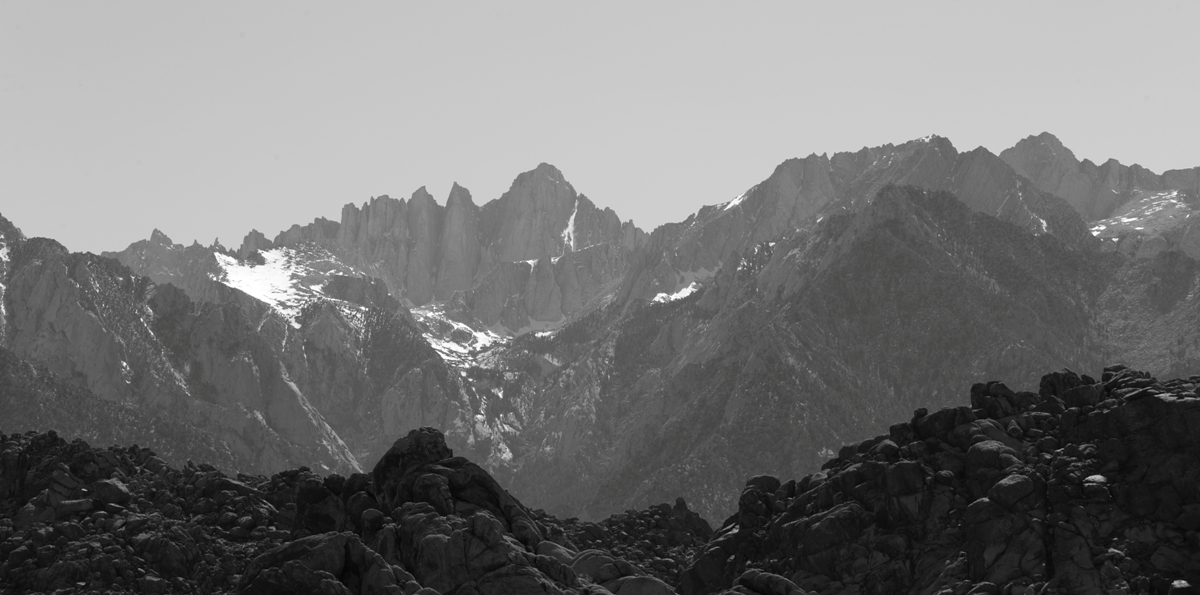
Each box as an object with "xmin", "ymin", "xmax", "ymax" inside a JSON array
[
  {"xmin": 213, "ymin": 245, "xmax": 361, "ymax": 327},
  {"xmin": 1090, "ymin": 190, "xmax": 1192, "ymax": 238},
  {"xmin": 0, "ymin": 242, "xmax": 9, "ymax": 335},
  {"xmin": 502, "ymin": 316, "xmax": 566, "ymax": 338},
  {"xmin": 654, "ymin": 282, "xmax": 699, "ymax": 303},
  {"xmin": 723, "ymin": 189, "xmax": 751, "ymax": 211},
  {"xmin": 410, "ymin": 303, "xmax": 506, "ymax": 368},
  {"xmin": 214, "ymin": 250, "xmax": 318, "ymax": 326},
  {"xmin": 563, "ymin": 202, "xmax": 577, "ymax": 252}
]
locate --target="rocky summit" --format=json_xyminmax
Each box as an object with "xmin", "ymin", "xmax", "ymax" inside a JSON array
[{"xmin": 3, "ymin": 365, "xmax": 1200, "ymax": 595}]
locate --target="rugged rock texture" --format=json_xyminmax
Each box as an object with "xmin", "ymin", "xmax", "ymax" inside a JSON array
[
  {"xmin": 678, "ymin": 366, "xmax": 1200, "ymax": 595},
  {"xmin": 0, "ymin": 346, "xmax": 239, "ymax": 472},
  {"xmin": 0, "ymin": 427, "xmax": 708, "ymax": 595},
  {"xmin": 544, "ymin": 498, "xmax": 714, "ymax": 585},
  {"xmin": 1001, "ymin": 133, "xmax": 1200, "ymax": 262},
  {"xmin": 37, "ymin": 136, "xmax": 1200, "ymax": 534},
  {"xmin": 619, "ymin": 135, "xmax": 1094, "ymax": 305},
  {"xmin": 504, "ymin": 185, "xmax": 1112, "ymax": 522},
  {"xmin": 101, "ymin": 223, "xmax": 506, "ymax": 480},
  {"xmin": 479, "ymin": 163, "xmax": 578, "ymax": 263},
  {"xmin": 434, "ymin": 183, "xmax": 482, "ymax": 302},
  {"xmin": 324, "ymin": 275, "xmax": 401, "ymax": 311},
  {"xmin": 238, "ymin": 229, "xmax": 275, "ymax": 259},
  {"xmin": 246, "ymin": 164, "xmax": 645, "ymax": 327},
  {"xmin": 1001, "ymin": 132, "xmax": 1200, "ymax": 222},
  {"xmin": 101, "ymin": 229, "xmax": 234, "ymax": 304},
  {"xmin": 4, "ymin": 225, "xmax": 361, "ymax": 476},
  {"xmin": 0, "ymin": 214, "xmax": 25, "ymax": 348},
  {"xmin": 1084, "ymin": 189, "xmax": 1200, "ymax": 260}
]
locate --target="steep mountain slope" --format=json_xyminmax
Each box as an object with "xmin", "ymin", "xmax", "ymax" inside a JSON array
[
  {"xmin": 100, "ymin": 164, "xmax": 650, "ymax": 487},
  {"xmin": 1001, "ymin": 132, "xmax": 1200, "ymax": 223},
  {"xmin": 618, "ymin": 136, "xmax": 1094, "ymax": 305},
  {"xmin": 1086, "ymin": 189, "xmax": 1200, "ymax": 260},
  {"xmin": 1095, "ymin": 249, "xmax": 1200, "ymax": 380},
  {"xmin": 104, "ymin": 227, "xmax": 523, "ymax": 473},
  {"xmin": 0, "ymin": 346, "xmax": 239, "ymax": 469},
  {"xmin": 238, "ymin": 164, "xmax": 645, "ymax": 329},
  {"xmin": 1, "ymin": 224, "xmax": 359, "ymax": 475},
  {"xmin": 500, "ymin": 186, "xmax": 1112, "ymax": 521},
  {"xmin": 1002, "ymin": 132, "xmax": 1200, "ymax": 263}
]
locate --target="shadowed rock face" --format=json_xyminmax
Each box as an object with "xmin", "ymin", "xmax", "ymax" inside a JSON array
[
  {"xmin": 678, "ymin": 366, "xmax": 1200, "ymax": 595},
  {"xmin": 1, "ymin": 236, "xmax": 360, "ymax": 475},
  {"xmin": 0, "ymin": 425, "xmax": 711, "ymax": 595}
]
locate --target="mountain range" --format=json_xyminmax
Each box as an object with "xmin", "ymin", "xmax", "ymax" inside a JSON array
[{"xmin": 2, "ymin": 132, "xmax": 1199, "ymax": 523}]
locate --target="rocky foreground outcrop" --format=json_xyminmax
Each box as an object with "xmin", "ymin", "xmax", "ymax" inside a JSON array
[
  {"xmin": 0, "ymin": 426, "xmax": 711, "ymax": 595},
  {"xmin": 679, "ymin": 365, "xmax": 1200, "ymax": 595},
  {"xmin": 5, "ymin": 365, "xmax": 1200, "ymax": 595}
]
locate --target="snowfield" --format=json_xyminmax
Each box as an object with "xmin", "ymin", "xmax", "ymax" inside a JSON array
[
  {"xmin": 653, "ymin": 281, "xmax": 699, "ymax": 304},
  {"xmin": 410, "ymin": 303, "xmax": 507, "ymax": 368},
  {"xmin": 1089, "ymin": 190, "xmax": 1192, "ymax": 238},
  {"xmin": 213, "ymin": 244, "xmax": 511, "ymax": 371},
  {"xmin": 213, "ymin": 245, "xmax": 361, "ymax": 327},
  {"xmin": 215, "ymin": 249, "xmax": 327, "ymax": 326}
]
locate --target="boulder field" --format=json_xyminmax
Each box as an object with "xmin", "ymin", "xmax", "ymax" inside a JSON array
[{"xmin": 3, "ymin": 364, "xmax": 1200, "ymax": 595}]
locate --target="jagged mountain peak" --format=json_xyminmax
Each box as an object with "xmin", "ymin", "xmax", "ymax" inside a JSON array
[
  {"xmin": 148, "ymin": 228, "xmax": 173, "ymax": 246},
  {"xmin": 911, "ymin": 132, "xmax": 953, "ymax": 146},
  {"xmin": 503, "ymin": 162, "xmax": 575, "ymax": 198},
  {"xmin": 533, "ymin": 161, "xmax": 565, "ymax": 179},
  {"xmin": 1001, "ymin": 132, "xmax": 1199, "ymax": 224},
  {"xmin": 0, "ymin": 213, "xmax": 25, "ymax": 247},
  {"xmin": 409, "ymin": 185, "xmax": 436, "ymax": 203},
  {"xmin": 1026, "ymin": 130, "xmax": 1068, "ymax": 148},
  {"xmin": 446, "ymin": 182, "xmax": 474, "ymax": 207},
  {"xmin": 1004, "ymin": 131, "xmax": 1077, "ymax": 166}
]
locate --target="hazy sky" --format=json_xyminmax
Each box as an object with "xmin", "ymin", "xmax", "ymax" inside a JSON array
[{"xmin": 2, "ymin": 2, "xmax": 1197, "ymax": 254}]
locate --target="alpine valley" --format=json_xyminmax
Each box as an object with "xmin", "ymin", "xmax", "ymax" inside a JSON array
[{"xmin": 2, "ymin": 132, "xmax": 1199, "ymax": 532}]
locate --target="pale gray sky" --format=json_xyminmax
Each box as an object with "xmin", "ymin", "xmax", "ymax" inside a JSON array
[{"xmin": 2, "ymin": 1, "xmax": 1196, "ymax": 254}]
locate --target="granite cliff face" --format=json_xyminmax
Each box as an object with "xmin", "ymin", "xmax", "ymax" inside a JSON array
[
  {"xmin": 434, "ymin": 183, "xmax": 482, "ymax": 302},
  {"xmin": 239, "ymin": 164, "xmax": 646, "ymax": 329}
]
